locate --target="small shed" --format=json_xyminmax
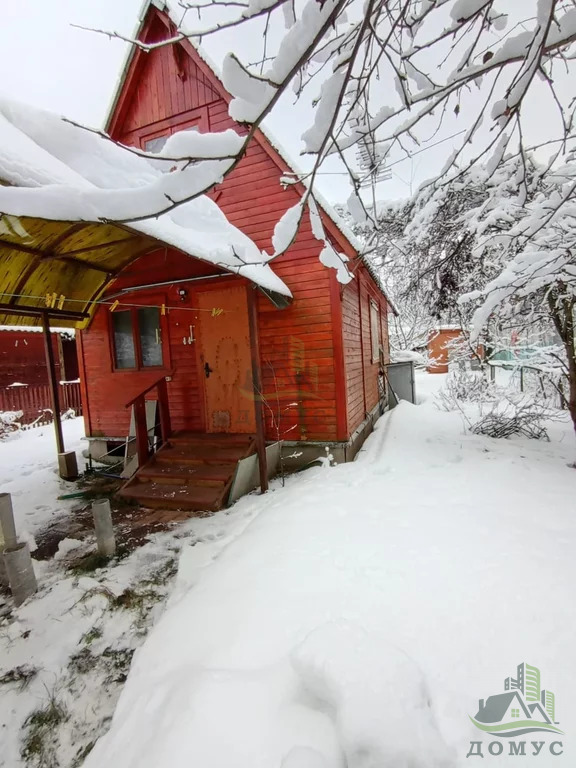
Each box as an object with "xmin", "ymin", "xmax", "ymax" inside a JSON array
[{"xmin": 427, "ymin": 327, "xmax": 465, "ymax": 374}]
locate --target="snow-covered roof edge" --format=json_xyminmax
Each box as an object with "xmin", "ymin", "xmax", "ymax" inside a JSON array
[{"xmin": 102, "ymin": 0, "xmax": 162, "ymax": 130}]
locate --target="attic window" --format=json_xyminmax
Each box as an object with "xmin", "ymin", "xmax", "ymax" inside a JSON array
[
  {"xmin": 144, "ymin": 136, "xmax": 168, "ymax": 153},
  {"xmin": 511, "ymin": 709, "xmax": 520, "ymax": 718}
]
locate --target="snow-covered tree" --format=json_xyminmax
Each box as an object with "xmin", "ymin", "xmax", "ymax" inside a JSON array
[
  {"xmin": 62, "ymin": 1, "xmax": 576, "ymax": 257},
  {"xmin": 462, "ymin": 153, "xmax": 576, "ymax": 432},
  {"xmin": 344, "ymin": 171, "xmax": 494, "ymax": 359}
]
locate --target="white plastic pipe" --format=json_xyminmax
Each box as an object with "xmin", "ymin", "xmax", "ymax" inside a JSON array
[
  {"xmin": 92, "ymin": 499, "xmax": 116, "ymax": 557},
  {"xmin": 4, "ymin": 543, "xmax": 37, "ymax": 606}
]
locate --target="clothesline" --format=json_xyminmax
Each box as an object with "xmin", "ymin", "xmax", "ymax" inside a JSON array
[{"xmin": 0, "ymin": 291, "xmax": 229, "ymax": 316}]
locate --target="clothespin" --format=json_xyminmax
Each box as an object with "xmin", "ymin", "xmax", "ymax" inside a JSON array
[
  {"xmin": 57, "ymin": 294, "xmax": 65, "ymax": 310},
  {"xmin": 161, "ymin": 303, "xmax": 166, "ymax": 316},
  {"xmin": 109, "ymin": 300, "xmax": 119, "ymax": 312},
  {"xmin": 45, "ymin": 292, "xmax": 57, "ymax": 308},
  {"xmin": 211, "ymin": 307, "xmax": 224, "ymax": 317}
]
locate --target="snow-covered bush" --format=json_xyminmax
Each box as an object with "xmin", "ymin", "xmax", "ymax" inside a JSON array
[
  {"xmin": 435, "ymin": 370, "xmax": 496, "ymax": 411},
  {"xmin": 470, "ymin": 397, "xmax": 557, "ymax": 441},
  {"xmin": 0, "ymin": 410, "xmax": 23, "ymax": 440}
]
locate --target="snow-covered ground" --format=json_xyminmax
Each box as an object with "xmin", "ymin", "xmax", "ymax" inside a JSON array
[
  {"xmin": 2, "ymin": 383, "xmax": 575, "ymax": 767},
  {"xmin": 0, "ymin": 480, "xmax": 262, "ymax": 768},
  {"xmin": 0, "ymin": 418, "xmax": 86, "ymax": 540},
  {"xmin": 83, "ymin": 381, "xmax": 574, "ymax": 768}
]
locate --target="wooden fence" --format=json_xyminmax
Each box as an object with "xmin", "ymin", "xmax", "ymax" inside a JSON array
[{"xmin": 0, "ymin": 382, "xmax": 83, "ymax": 426}]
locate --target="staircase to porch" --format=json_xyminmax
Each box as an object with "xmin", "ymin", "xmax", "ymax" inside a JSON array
[
  {"xmin": 118, "ymin": 432, "xmax": 256, "ymax": 512},
  {"xmin": 117, "ymin": 376, "xmax": 256, "ymax": 513}
]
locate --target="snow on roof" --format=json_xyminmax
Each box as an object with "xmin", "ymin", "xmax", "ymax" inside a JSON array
[
  {"xmin": 101, "ymin": 0, "xmax": 393, "ymax": 303},
  {"xmin": 0, "ymin": 325, "xmax": 75, "ymax": 335},
  {"xmin": 106, "ymin": 1, "xmax": 364, "ymax": 250},
  {"xmin": 0, "ymin": 96, "xmax": 291, "ymax": 299},
  {"xmin": 161, "ymin": 3, "xmax": 395, "ymax": 303}
]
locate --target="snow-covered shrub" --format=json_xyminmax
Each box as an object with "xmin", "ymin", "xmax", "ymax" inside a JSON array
[
  {"xmin": 435, "ymin": 369, "xmax": 495, "ymax": 411},
  {"xmin": 0, "ymin": 410, "xmax": 23, "ymax": 439},
  {"xmin": 470, "ymin": 396, "xmax": 556, "ymax": 441},
  {"xmin": 61, "ymin": 408, "xmax": 76, "ymax": 420}
]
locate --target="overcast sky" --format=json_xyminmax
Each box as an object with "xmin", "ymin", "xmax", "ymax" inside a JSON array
[
  {"xmin": 0, "ymin": 0, "xmax": 437, "ymax": 204},
  {"xmin": 0, "ymin": 1, "xmax": 566, "ymax": 208}
]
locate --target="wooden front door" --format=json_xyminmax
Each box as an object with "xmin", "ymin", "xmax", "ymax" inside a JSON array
[{"xmin": 196, "ymin": 285, "xmax": 256, "ymax": 434}]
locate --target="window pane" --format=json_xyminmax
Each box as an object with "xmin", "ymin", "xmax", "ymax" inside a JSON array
[
  {"xmin": 138, "ymin": 307, "xmax": 163, "ymax": 367},
  {"xmin": 112, "ymin": 311, "xmax": 136, "ymax": 369},
  {"xmin": 144, "ymin": 136, "xmax": 167, "ymax": 153}
]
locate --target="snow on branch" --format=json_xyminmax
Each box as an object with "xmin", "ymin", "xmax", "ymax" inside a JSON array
[{"xmin": 4, "ymin": 0, "xmax": 576, "ymax": 290}]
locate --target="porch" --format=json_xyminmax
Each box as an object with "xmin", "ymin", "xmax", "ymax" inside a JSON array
[{"xmin": 84, "ymin": 275, "xmax": 275, "ymax": 512}]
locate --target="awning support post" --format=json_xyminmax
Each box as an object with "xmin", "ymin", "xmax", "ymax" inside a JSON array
[
  {"xmin": 247, "ymin": 288, "xmax": 268, "ymax": 494},
  {"xmin": 42, "ymin": 311, "xmax": 65, "ymax": 455}
]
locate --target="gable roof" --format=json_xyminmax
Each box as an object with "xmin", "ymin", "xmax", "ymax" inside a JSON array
[
  {"xmin": 104, "ymin": 1, "xmax": 394, "ymax": 308},
  {"xmin": 475, "ymin": 691, "xmax": 531, "ymax": 724},
  {"xmin": 528, "ymin": 702, "xmax": 552, "ymax": 723},
  {"xmin": 106, "ymin": 1, "xmax": 359, "ymax": 244}
]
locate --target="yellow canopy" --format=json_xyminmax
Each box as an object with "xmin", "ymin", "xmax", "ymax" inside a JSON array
[{"xmin": 0, "ymin": 214, "xmax": 160, "ymax": 329}]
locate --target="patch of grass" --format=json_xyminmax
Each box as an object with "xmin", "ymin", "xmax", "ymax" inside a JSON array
[
  {"xmin": 101, "ymin": 647, "xmax": 135, "ymax": 685},
  {"xmin": 139, "ymin": 557, "xmax": 178, "ymax": 588},
  {"xmin": 21, "ymin": 697, "xmax": 68, "ymax": 766},
  {"xmin": 80, "ymin": 626, "xmax": 103, "ymax": 646},
  {"xmin": 0, "ymin": 664, "xmax": 37, "ymax": 690},
  {"xmin": 71, "ymin": 740, "xmax": 95, "ymax": 768},
  {"xmin": 112, "ymin": 587, "xmax": 160, "ymax": 614},
  {"xmin": 68, "ymin": 648, "xmax": 93, "ymax": 676},
  {"xmin": 68, "ymin": 645, "xmax": 135, "ymax": 685},
  {"xmin": 70, "ymin": 552, "xmax": 112, "ymax": 574},
  {"xmin": 69, "ymin": 542, "xmax": 132, "ymax": 574}
]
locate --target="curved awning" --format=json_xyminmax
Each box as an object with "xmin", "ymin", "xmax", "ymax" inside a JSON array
[
  {"xmin": 0, "ymin": 96, "xmax": 292, "ymax": 327},
  {"xmin": 0, "ymin": 214, "xmax": 162, "ymax": 329}
]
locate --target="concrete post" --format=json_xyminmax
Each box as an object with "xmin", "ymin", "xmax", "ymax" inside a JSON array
[
  {"xmin": 92, "ymin": 499, "xmax": 116, "ymax": 557},
  {"xmin": 0, "ymin": 493, "xmax": 17, "ymax": 548},
  {"xmin": 3, "ymin": 543, "xmax": 37, "ymax": 606}
]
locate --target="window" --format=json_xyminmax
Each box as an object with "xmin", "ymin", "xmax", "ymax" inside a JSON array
[
  {"xmin": 370, "ymin": 301, "xmax": 380, "ymax": 363},
  {"xmin": 511, "ymin": 708, "xmax": 520, "ymax": 718},
  {"xmin": 142, "ymin": 125, "xmax": 202, "ymax": 170},
  {"xmin": 144, "ymin": 136, "xmax": 168, "ymax": 153},
  {"xmin": 112, "ymin": 308, "xmax": 164, "ymax": 370}
]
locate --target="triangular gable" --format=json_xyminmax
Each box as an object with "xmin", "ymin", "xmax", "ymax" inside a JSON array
[
  {"xmin": 106, "ymin": 2, "xmax": 366, "ymax": 264},
  {"xmin": 108, "ymin": 9, "xmax": 220, "ymax": 139},
  {"xmin": 528, "ymin": 702, "xmax": 552, "ymax": 723}
]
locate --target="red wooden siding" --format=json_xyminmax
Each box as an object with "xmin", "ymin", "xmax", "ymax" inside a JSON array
[
  {"xmin": 342, "ymin": 265, "xmax": 390, "ymax": 434},
  {"xmin": 80, "ymin": 249, "xmax": 227, "ymax": 437},
  {"xmin": 0, "ymin": 330, "xmax": 77, "ymax": 389},
  {"xmin": 79, "ymin": 3, "xmax": 390, "ymax": 444}
]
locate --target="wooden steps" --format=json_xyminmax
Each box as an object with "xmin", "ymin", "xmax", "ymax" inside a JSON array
[{"xmin": 117, "ymin": 431, "xmax": 255, "ymax": 512}]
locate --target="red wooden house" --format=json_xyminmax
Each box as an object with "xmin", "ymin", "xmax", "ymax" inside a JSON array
[{"xmin": 79, "ymin": 0, "xmax": 393, "ymax": 511}]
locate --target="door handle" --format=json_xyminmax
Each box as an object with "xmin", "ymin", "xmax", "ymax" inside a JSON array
[{"xmin": 204, "ymin": 362, "xmax": 213, "ymax": 378}]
